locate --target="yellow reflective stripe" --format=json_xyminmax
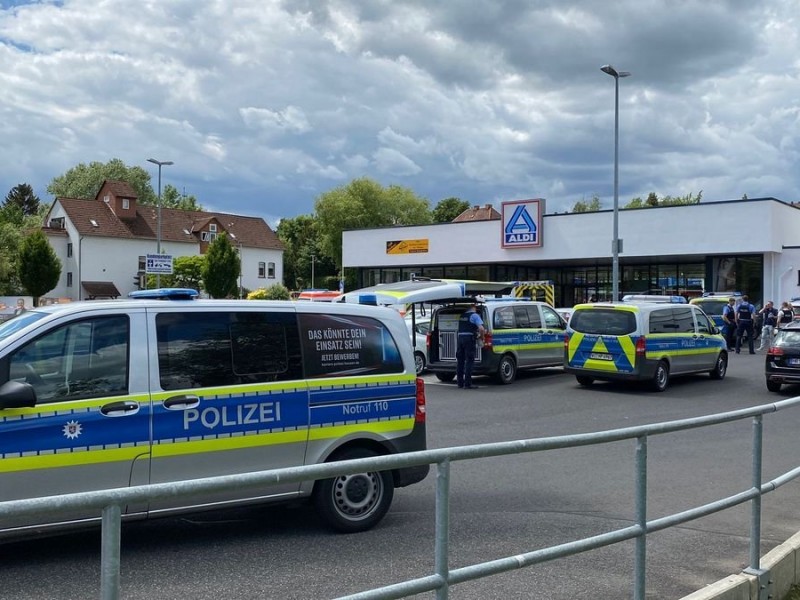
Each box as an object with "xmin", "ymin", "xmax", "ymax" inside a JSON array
[
  {"xmin": 1, "ymin": 394, "xmax": 151, "ymax": 418},
  {"xmin": 0, "ymin": 445, "xmax": 148, "ymax": 473},
  {"xmin": 567, "ymin": 332, "xmax": 584, "ymax": 361}
]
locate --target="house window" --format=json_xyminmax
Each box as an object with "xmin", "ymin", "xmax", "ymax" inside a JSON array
[
  {"xmin": 268, "ymin": 262, "xmax": 275, "ymax": 279},
  {"xmin": 67, "ymin": 243, "xmax": 73, "ymax": 258},
  {"xmin": 209, "ymin": 223, "xmax": 217, "ymax": 233},
  {"xmin": 122, "ymin": 198, "xmax": 129, "ymax": 210},
  {"xmin": 67, "ymin": 272, "xmax": 73, "ymax": 287},
  {"xmin": 258, "ymin": 262, "xmax": 266, "ymax": 278}
]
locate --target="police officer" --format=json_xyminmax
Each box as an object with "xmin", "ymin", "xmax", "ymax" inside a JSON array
[
  {"xmin": 758, "ymin": 301, "xmax": 778, "ymax": 351},
  {"xmin": 722, "ymin": 297, "xmax": 736, "ymax": 351},
  {"xmin": 456, "ymin": 302, "xmax": 485, "ymax": 389},
  {"xmin": 735, "ymin": 295, "xmax": 756, "ymax": 354}
]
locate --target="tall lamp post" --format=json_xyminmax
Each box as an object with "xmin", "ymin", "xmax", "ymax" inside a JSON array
[
  {"xmin": 601, "ymin": 65, "xmax": 630, "ymax": 302},
  {"xmin": 311, "ymin": 254, "xmax": 316, "ymax": 289},
  {"xmin": 147, "ymin": 158, "xmax": 173, "ymax": 288}
]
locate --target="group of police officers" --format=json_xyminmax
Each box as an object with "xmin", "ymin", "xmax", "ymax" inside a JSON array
[{"xmin": 722, "ymin": 296, "xmax": 793, "ymax": 354}]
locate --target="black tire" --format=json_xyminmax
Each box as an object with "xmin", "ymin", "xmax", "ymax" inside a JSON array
[
  {"xmin": 709, "ymin": 353, "xmax": 727, "ymax": 380},
  {"xmin": 495, "ymin": 354, "xmax": 517, "ymax": 385},
  {"xmin": 413, "ymin": 351, "xmax": 426, "ymax": 375},
  {"xmin": 313, "ymin": 448, "xmax": 394, "ymax": 533},
  {"xmin": 650, "ymin": 360, "xmax": 669, "ymax": 392},
  {"xmin": 576, "ymin": 375, "xmax": 594, "ymax": 387},
  {"xmin": 435, "ymin": 372, "xmax": 455, "ymax": 382},
  {"xmin": 766, "ymin": 379, "xmax": 782, "ymax": 393}
]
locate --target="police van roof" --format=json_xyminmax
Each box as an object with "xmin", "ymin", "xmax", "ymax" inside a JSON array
[{"xmin": 621, "ymin": 294, "xmax": 687, "ymax": 304}]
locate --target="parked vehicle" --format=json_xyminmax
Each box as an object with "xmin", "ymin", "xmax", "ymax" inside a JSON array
[
  {"xmin": 765, "ymin": 320, "xmax": 800, "ymax": 392},
  {"xmin": 564, "ymin": 301, "xmax": 727, "ymax": 392},
  {"xmin": 406, "ymin": 317, "xmax": 431, "ymax": 375},
  {"xmin": 0, "ymin": 293, "xmax": 429, "ymax": 538},
  {"xmin": 426, "ymin": 299, "xmax": 566, "ymax": 385}
]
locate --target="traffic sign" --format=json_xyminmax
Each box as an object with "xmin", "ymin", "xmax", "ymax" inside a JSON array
[{"xmin": 145, "ymin": 254, "xmax": 174, "ymax": 274}]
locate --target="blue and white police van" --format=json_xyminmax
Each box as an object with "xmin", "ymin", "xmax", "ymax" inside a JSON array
[{"xmin": 0, "ymin": 294, "xmax": 428, "ymax": 537}]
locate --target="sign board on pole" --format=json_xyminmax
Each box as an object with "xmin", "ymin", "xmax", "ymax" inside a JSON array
[{"xmin": 145, "ymin": 254, "xmax": 174, "ymax": 274}]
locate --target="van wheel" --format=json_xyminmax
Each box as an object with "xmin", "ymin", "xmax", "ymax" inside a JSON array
[
  {"xmin": 313, "ymin": 448, "xmax": 394, "ymax": 533},
  {"xmin": 576, "ymin": 375, "xmax": 594, "ymax": 387},
  {"xmin": 436, "ymin": 373, "xmax": 455, "ymax": 382},
  {"xmin": 651, "ymin": 361, "xmax": 669, "ymax": 392},
  {"xmin": 496, "ymin": 355, "xmax": 517, "ymax": 385},
  {"xmin": 709, "ymin": 353, "xmax": 727, "ymax": 380},
  {"xmin": 766, "ymin": 379, "xmax": 782, "ymax": 393},
  {"xmin": 413, "ymin": 351, "xmax": 426, "ymax": 375}
]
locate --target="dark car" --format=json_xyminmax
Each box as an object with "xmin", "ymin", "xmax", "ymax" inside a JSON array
[{"xmin": 765, "ymin": 321, "xmax": 800, "ymax": 392}]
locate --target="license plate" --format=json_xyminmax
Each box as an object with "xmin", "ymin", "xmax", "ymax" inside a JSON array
[
  {"xmin": 590, "ymin": 352, "xmax": 613, "ymax": 361},
  {"xmin": 788, "ymin": 358, "xmax": 800, "ymax": 366}
]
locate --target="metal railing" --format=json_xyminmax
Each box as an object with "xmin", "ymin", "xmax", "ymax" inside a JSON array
[{"xmin": 2, "ymin": 397, "xmax": 800, "ymax": 600}]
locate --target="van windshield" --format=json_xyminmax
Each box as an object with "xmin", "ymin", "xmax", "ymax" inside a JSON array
[
  {"xmin": 0, "ymin": 311, "xmax": 48, "ymax": 342},
  {"xmin": 570, "ymin": 309, "xmax": 637, "ymax": 335},
  {"xmin": 693, "ymin": 300, "xmax": 728, "ymax": 315}
]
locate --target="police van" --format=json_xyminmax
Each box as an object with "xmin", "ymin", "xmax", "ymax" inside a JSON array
[
  {"xmin": 564, "ymin": 301, "xmax": 727, "ymax": 392},
  {"xmin": 426, "ymin": 299, "xmax": 566, "ymax": 384},
  {"xmin": 0, "ymin": 295, "xmax": 428, "ymax": 537}
]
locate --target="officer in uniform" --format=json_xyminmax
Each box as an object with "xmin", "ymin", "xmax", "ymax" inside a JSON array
[
  {"xmin": 735, "ymin": 295, "xmax": 756, "ymax": 354},
  {"xmin": 456, "ymin": 302, "xmax": 485, "ymax": 389},
  {"xmin": 722, "ymin": 297, "xmax": 736, "ymax": 351}
]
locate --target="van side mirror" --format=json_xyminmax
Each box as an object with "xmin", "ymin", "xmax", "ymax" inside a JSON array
[{"xmin": 0, "ymin": 380, "xmax": 36, "ymax": 409}]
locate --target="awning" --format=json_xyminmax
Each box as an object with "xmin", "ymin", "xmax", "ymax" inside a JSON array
[{"xmin": 82, "ymin": 281, "xmax": 121, "ymax": 299}]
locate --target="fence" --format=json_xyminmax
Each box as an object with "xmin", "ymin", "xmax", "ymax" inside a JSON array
[{"xmin": 2, "ymin": 397, "xmax": 800, "ymax": 600}]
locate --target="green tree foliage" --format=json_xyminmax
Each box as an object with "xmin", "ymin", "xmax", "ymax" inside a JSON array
[
  {"xmin": 432, "ymin": 197, "xmax": 470, "ymax": 222},
  {"xmin": 247, "ymin": 283, "xmax": 291, "ymax": 300},
  {"xmin": 276, "ymin": 214, "xmax": 327, "ymax": 290},
  {"xmin": 625, "ymin": 191, "xmax": 702, "ymax": 208},
  {"xmin": 315, "ymin": 177, "xmax": 432, "ymax": 267},
  {"xmin": 145, "ymin": 255, "xmax": 205, "ymax": 290},
  {"xmin": 47, "ymin": 158, "xmax": 157, "ymax": 204},
  {"xmin": 572, "ymin": 195, "xmax": 602, "ymax": 212},
  {"xmin": 18, "ymin": 230, "xmax": 61, "ymax": 305},
  {"xmin": 161, "ymin": 184, "xmax": 203, "ymax": 211},
  {"xmin": 3, "ymin": 183, "xmax": 41, "ymax": 220},
  {"xmin": 202, "ymin": 233, "xmax": 240, "ymax": 298}
]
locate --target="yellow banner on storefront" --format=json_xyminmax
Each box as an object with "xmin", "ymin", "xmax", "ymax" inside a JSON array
[{"xmin": 386, "ymin": 239, "xmax": 429, "ymax": 254}]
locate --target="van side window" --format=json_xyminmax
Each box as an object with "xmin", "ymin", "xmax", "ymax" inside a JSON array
[
  {"xmin": 541, "ymin": 306, "xmax": 564, "ymax": 329},
  {"xmin": 513, "ymin": 306, "xmax": 531, "ymax": 328},
  {"xmin": 672, "ymin": 307, "xmax": 696, "ymax": 333},
  {"xmin": 156, "ymin": 311, "xmax": 302, "ymax": 390},
  {"xmin": 696, "ymin": 311, "xmax": 714, "ymax": 334},
  {"xmin": 526, "ymin": 306, "xmax": 542, "ymax": 328},
  {"xmin": 298, "ymin": 313, "xmax": 404, "ymax": 378},
  {"xmin": 649, "ymin": 310, "xmax": 676, "ymax": 334},
  {"xmin": 8, "ymin": 315, "xmax": 130, "ymax": 403},
  {"xmin": 494, "ymin": 307, "xmax": 515, "ymax": 329}
]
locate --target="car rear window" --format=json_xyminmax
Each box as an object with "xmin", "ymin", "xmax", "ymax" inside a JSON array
[
  {"xmin": 693, "ymin": 300, "xmax": 728, "ymax": 315},
  {"xmin": 569, "ymin": 309, "xmax": 637, "ymax": 335}
]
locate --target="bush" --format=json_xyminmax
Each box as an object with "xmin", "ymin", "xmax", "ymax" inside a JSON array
[{"xmin": 247, "ymin": 283, "xmax": 291, "ymax": 301}]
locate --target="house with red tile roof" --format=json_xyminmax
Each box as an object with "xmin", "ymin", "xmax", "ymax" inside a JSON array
[{"xmin": 42, "ymin": 180, "xmax": 284, "ymax": 300}]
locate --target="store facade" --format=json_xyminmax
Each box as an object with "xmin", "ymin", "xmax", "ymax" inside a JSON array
[{"xmin": 342, "ymin": 197, "xmax": 800, "ymax": 308}]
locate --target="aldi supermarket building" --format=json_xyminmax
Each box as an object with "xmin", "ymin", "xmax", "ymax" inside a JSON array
[{"xmin": 341, "ymin": 197, "xmax": 800, "ymax": 308}]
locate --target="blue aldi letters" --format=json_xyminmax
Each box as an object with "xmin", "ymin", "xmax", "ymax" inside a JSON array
[{"xmin": 502, "ymin": 199, "xmax": 543, "ymax": 248}]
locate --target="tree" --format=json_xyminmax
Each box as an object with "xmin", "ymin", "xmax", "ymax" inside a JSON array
[
  {"xmin": 277, "ymin": 214, "xmax": 320, "ymax": 289},
  {"xmin": 572, "ymin": 195, "xmax": 602, "ymax": 212},
  {"xmin": 48, "ymin": 158, "xmax": 157, "ymax": 204},
  {"xmin": 146, "ymin": 255, "xmax": 205, "ymax": 290},
  {"xmin": 202, "ymin": 233, "xmax": 240, "ymax": 298},
  {"xmin": 432, "ymin": 197, "xmax": 470, "ymax": 222},
  {"xmin": 17, "ymin": 230, "xmax": 61, "ymax": 305},
  {"xmin": 3, "ymin": 183, "xmax": 41, "ymax": 219},
  {"xmin": 161, "ymin": 184, "xmax": 203, "ymax": 211},
  {"xmin": 315, "ymin": 178, "xmax": 432, "ymax": 267}
]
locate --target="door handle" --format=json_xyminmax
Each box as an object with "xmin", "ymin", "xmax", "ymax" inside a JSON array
[
  {"xmin": 101, "ymin": 400, "xmax": 140, "ymax": 416},
  {"xmin": 163, "ymin": 395, "xmax": 200, "ymax": 410}
]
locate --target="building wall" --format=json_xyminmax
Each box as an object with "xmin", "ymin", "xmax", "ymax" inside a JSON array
[{"xmin": 342, "ymin": 198, "xmax": 800, "ymax": 304}]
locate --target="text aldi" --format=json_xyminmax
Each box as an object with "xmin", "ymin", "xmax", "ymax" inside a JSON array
[{"xmin": 501, "ymin": 199, "xmax": 544, "ymax": 248}]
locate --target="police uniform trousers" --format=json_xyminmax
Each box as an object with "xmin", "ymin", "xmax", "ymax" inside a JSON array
[{"xmin": 456, "ymin": 334, "xmax": 477, "ymax": 387}]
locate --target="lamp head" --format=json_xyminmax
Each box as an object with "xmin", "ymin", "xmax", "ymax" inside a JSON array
[{"xmin": 601, "ymin": 65, "xmax": 631, "ymax": 79}]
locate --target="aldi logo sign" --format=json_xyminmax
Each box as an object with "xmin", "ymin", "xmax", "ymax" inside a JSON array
[{"xmin": 501, "ymin": 199, "xmax": 544, "ymax": 248}]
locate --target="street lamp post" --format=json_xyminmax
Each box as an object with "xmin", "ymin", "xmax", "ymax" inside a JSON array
[
  {"xmin": 601, "ymin": 65, "xmax": 630, "ymax": 302},
  {"xmin": 311, "ymin": 254, "xmax": 316, "ymax": 289},
  {"xmin": 147, "ymin": 158, "xmax": 174, "ymax": 288}
]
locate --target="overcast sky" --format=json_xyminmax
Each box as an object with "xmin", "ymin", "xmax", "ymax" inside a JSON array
[{"xmin": 1, "ymin": 0, "xmax": 798, "ymax": 227}]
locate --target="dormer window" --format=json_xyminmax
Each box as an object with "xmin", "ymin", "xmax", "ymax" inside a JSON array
[
  {"xmin": 209, "ymin": 223, "xmax": 218, "ymax": 233},
  {"xmin": 122, "ymin": 198, "xmax": 129, "ymax": 210}
]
